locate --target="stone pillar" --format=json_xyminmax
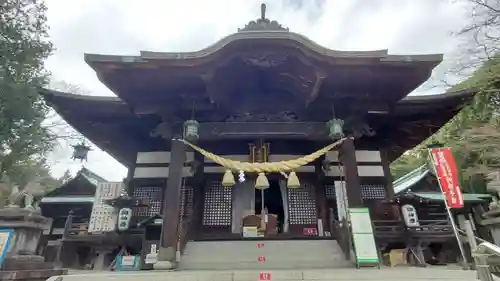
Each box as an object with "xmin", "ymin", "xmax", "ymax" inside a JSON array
[
  {"xmin": 0, "ymin": 207, "xmax": 67, "ymax": 281},
  {"xmin": 339, "ymin": 137, "xmax": 363, "ymax": 207},
  {"xmin": 155, "ymin": 139, "xmax": 186, "ymax": 270},
  {"xmin": 93, "ymin": 248, "xmax": 113, "ymax": 271}
]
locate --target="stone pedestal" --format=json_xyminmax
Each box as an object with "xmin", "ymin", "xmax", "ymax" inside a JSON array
[
  {"xmin": 0, "ymin": 207, "xmax": 67, "ymax": 281},
  {"xmin": 93, "ymin": 248, "xmax": 114, "ymax": 271}
]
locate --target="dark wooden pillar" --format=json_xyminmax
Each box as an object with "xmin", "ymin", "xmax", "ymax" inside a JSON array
[
  {"xmin": 159, "ymin": 139, "xmax": 186, "ymax": 261},
  {"xmin": 339, "ymin": 137, "xmax": 363, "ymax": 208},
  {"xmin": 125, "ymin": 164, "xmax": 135, "ymax": 196},
  {"xmin": 380, "ymin": 149, "xmax": 395, "ymax": 198},
  {"xmin": 190, "ymin": 150, "xmax": 205, "ymax": 240},
  {"xmin": 314, "ymin": 159, "xmax": 329, "ymax": 232}
]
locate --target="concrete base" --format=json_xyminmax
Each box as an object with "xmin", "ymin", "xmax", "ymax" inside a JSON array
[
  {"xmin": 50, "ymin": 267, "xmax": 479, "ymax": 281},
  {"xmin": 0, "ymin": 207, "xmax": 66, "ymax": 281},
  {"xmin": 0, "ymin": 255, "xmax": 67, "ymax": 281},
  {"xmin": 0, "ymin": 268, "xmax": 67, "ymax": 281},
  {"xmin": 152, "ymin": 261, "xmax": 174, "ymax": 270}
]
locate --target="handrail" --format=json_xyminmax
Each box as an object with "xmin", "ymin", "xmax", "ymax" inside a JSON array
[
  {"xmin": 473, "ymin": 241, "xmax": 500, "ymax": 281},
  {"xmin": 456, "ymin": 228, "xmax": 489, "ymax": 244},
  {"xmin": 333, "ymin": 219, "xmax": 351, "ymax": 260}
]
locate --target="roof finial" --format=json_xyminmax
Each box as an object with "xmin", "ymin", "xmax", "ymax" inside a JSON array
[{"xmin": 238, "ymin": 2, "xmax": 289, "ymax": 32}]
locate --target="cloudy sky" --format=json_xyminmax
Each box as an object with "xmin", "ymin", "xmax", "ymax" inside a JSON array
[{"xmin": 43, "ymin": 0, "xmax": 472, "ymax": 181}]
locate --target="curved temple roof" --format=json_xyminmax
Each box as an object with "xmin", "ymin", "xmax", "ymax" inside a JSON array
[
  {"xmin": 85, "ymin": 4, "xmax": 442, "ymax": 67},
  {"xmin": 40, "ymin": 4, "xmax": 475, "ymax": 166},
  {"xmin": 83, "ymin": 4, "xmax": 443, "ymax": 112}
]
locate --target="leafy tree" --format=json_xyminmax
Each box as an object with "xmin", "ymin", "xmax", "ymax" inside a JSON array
[
  {"xmin": 0, "ymin": 0, "xmax": 56, "ymax": 189},
  {"xmin": 390, "ymin": 151, "xmax": 426, "ymax": 180},
  {"xmin": 390, "ymin": 1, "xmax": 500, "ymax": 193}
]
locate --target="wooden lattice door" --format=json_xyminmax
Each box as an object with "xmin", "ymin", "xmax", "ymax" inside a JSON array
[
  {"xmin": 287, "ymin": 181, "xmax": 317, "ymax": 234},
  {"xmin": 201, "ymin": 179, "xmax": 233, "ymax": 236},
  {"xmin": 132, "ymin": 186, "xmax": 163, "ymax": 218}
]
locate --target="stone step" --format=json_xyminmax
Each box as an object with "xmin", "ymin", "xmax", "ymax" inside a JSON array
[
  {"xmin": 179, "ymin": 240, "xmax": 351, "ymax": 270},
  {"xmin": 56, "ymin": 267, "xmax": 480, "ymax": 281}
]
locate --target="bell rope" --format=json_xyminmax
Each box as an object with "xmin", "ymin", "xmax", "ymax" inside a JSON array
[{"xmin": 175, "ymin": 137, "xmax": 347, "ymax": 173}]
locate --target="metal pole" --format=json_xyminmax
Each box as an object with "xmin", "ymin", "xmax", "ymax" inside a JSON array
[
  {"xmin": 428, "ymin": 149, "xmax": 469, "ymax": 270},
  {"xmin": 261, "ymin": 189, "xmax": 265, "ymax": 216}
]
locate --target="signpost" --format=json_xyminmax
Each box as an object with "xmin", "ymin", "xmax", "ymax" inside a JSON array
[
  {"xmin": 429, "ymin": 147, "xmax": 467, "ymax": 269},
  {"xmin": 0, "ymin": 229, "xmax": 14, "ymax": 266}
]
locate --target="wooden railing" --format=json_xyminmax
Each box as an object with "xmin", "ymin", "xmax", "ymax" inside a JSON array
[
  {"xmin": 372, "ymin": 219, "xmax": 454, "ymax": 242},
  {"xmin": 372, "ymin": 220, "xmax": 405, "ymax": 240},
  {"xmin": 407, "ymin": 220, "xmax": 454, "ymax": 239},
  {"xmin": 333, "ymin": 219, "xmax": 351, "ymax": 260},
  {"xmin": 62, "ymin": 211, "xmax": 94, "ymax": 238}
]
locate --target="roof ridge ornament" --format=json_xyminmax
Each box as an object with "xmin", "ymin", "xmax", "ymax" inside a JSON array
[{"xmin": 238, "ymin": 3, "xmax": 289, "ymax": 32}]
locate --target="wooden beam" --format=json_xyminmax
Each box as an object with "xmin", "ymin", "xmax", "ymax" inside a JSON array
[
  {"xmin": 150, "ymin": 122, "xmax": 332, "ymax": 140},
  {"xmin": 200, "ymin": 122, "xmax": 330, "ymax": 140}
]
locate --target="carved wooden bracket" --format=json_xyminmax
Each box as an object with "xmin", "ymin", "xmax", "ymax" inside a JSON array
[
  {"xmin": 151, "ymin": 122, "xmax": 331, "ymax": 140},
  {"xmin": 344, "ymin": 117, "xmax": 377, "ymax": 139},
  {"xmin": 200, "ymin": 72, "xmax": 217, "ymax": 104},
  {"xmin": 305, "ymin": 69, "xmax": 327, "ymax": 106}
]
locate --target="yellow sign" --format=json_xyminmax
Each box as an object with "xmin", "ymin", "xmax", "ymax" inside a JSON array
[{"xmin": 243, "ymin": 226, "xmax": 262, "ymax": 238}]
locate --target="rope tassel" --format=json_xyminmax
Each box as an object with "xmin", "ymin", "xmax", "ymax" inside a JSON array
[
  {"xmin": 255, "ymin": 172, "xmax": 270, "ymax": 190},
  {"xmin": 222, "ymin": 169, "xmax": 235, "ymax": 187},
  {"xmin": 287, "ymin": 171, "xmax": 300, "ymax": 188}
]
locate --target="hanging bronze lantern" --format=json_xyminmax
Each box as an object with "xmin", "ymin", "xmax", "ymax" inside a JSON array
[
  {"xmin": 326, "ymin": 118, "xmax": 344, "ymax": 140},
  {"xmin": 183, "ymin": 119, "xmax": 200, "ymax": 142},
  {"xmin": 71, "ymin": 142, "xmax": 91, "ymax": 162}
]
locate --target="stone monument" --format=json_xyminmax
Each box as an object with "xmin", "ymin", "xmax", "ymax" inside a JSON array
[{"xmin": 0, "ymin": 185, "xmax": 67, "ymax": 281}]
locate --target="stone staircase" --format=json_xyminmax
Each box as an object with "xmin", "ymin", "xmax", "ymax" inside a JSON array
[{"xmin": 178, "ymin": 240, "xmax": 351, "ymax": 270}]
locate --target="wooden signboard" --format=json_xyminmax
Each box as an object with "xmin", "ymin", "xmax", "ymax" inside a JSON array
[
  {"xmin": 88, "ymin": 182, "xmax": 123, "ymax": 233},
  {"xmin": 348, "ymin": 208, "xmax": 379, "ymax": 267}
]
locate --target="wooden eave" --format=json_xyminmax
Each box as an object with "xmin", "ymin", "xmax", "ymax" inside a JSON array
[
  {"xmin": 385, "ymin": 89, "xmax": 474, "ymax": 159},
  {"xmin": 41, "ymin": 89, "xmax": 164, "ymax": 167},
  {"xmin": 84, "ymin": 31, "xmax": 442, "ymax": 109},
  {"xmin": 44, "ymin": 173, "xmax": 97, "ymax": 197},
  {"xmin": 40, "ymin": 88, "xmax": 474, "ymax": 165}
]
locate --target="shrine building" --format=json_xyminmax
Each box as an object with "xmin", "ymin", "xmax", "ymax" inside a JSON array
[{"xmin": 39, "ymin": 5, "xmax": 482, "ymax": 270}]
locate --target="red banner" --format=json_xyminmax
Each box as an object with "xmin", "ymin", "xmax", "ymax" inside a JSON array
[{"xmin": 430, "ymin": 147, "xmax": 464, "ymax": 209}]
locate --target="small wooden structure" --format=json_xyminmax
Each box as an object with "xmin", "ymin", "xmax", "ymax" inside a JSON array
[
  {"xmin": 39, "ymin": 4, "xmax": 477, "ymax": 270},
  {"xmin": 375, "ymin": 165, "xmax": 491, "ymax": 266}
]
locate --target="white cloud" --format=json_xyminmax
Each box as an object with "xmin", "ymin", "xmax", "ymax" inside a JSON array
[{"xmin": 44, "ymin": 0, "xmax": 471, "ymax": 181}]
